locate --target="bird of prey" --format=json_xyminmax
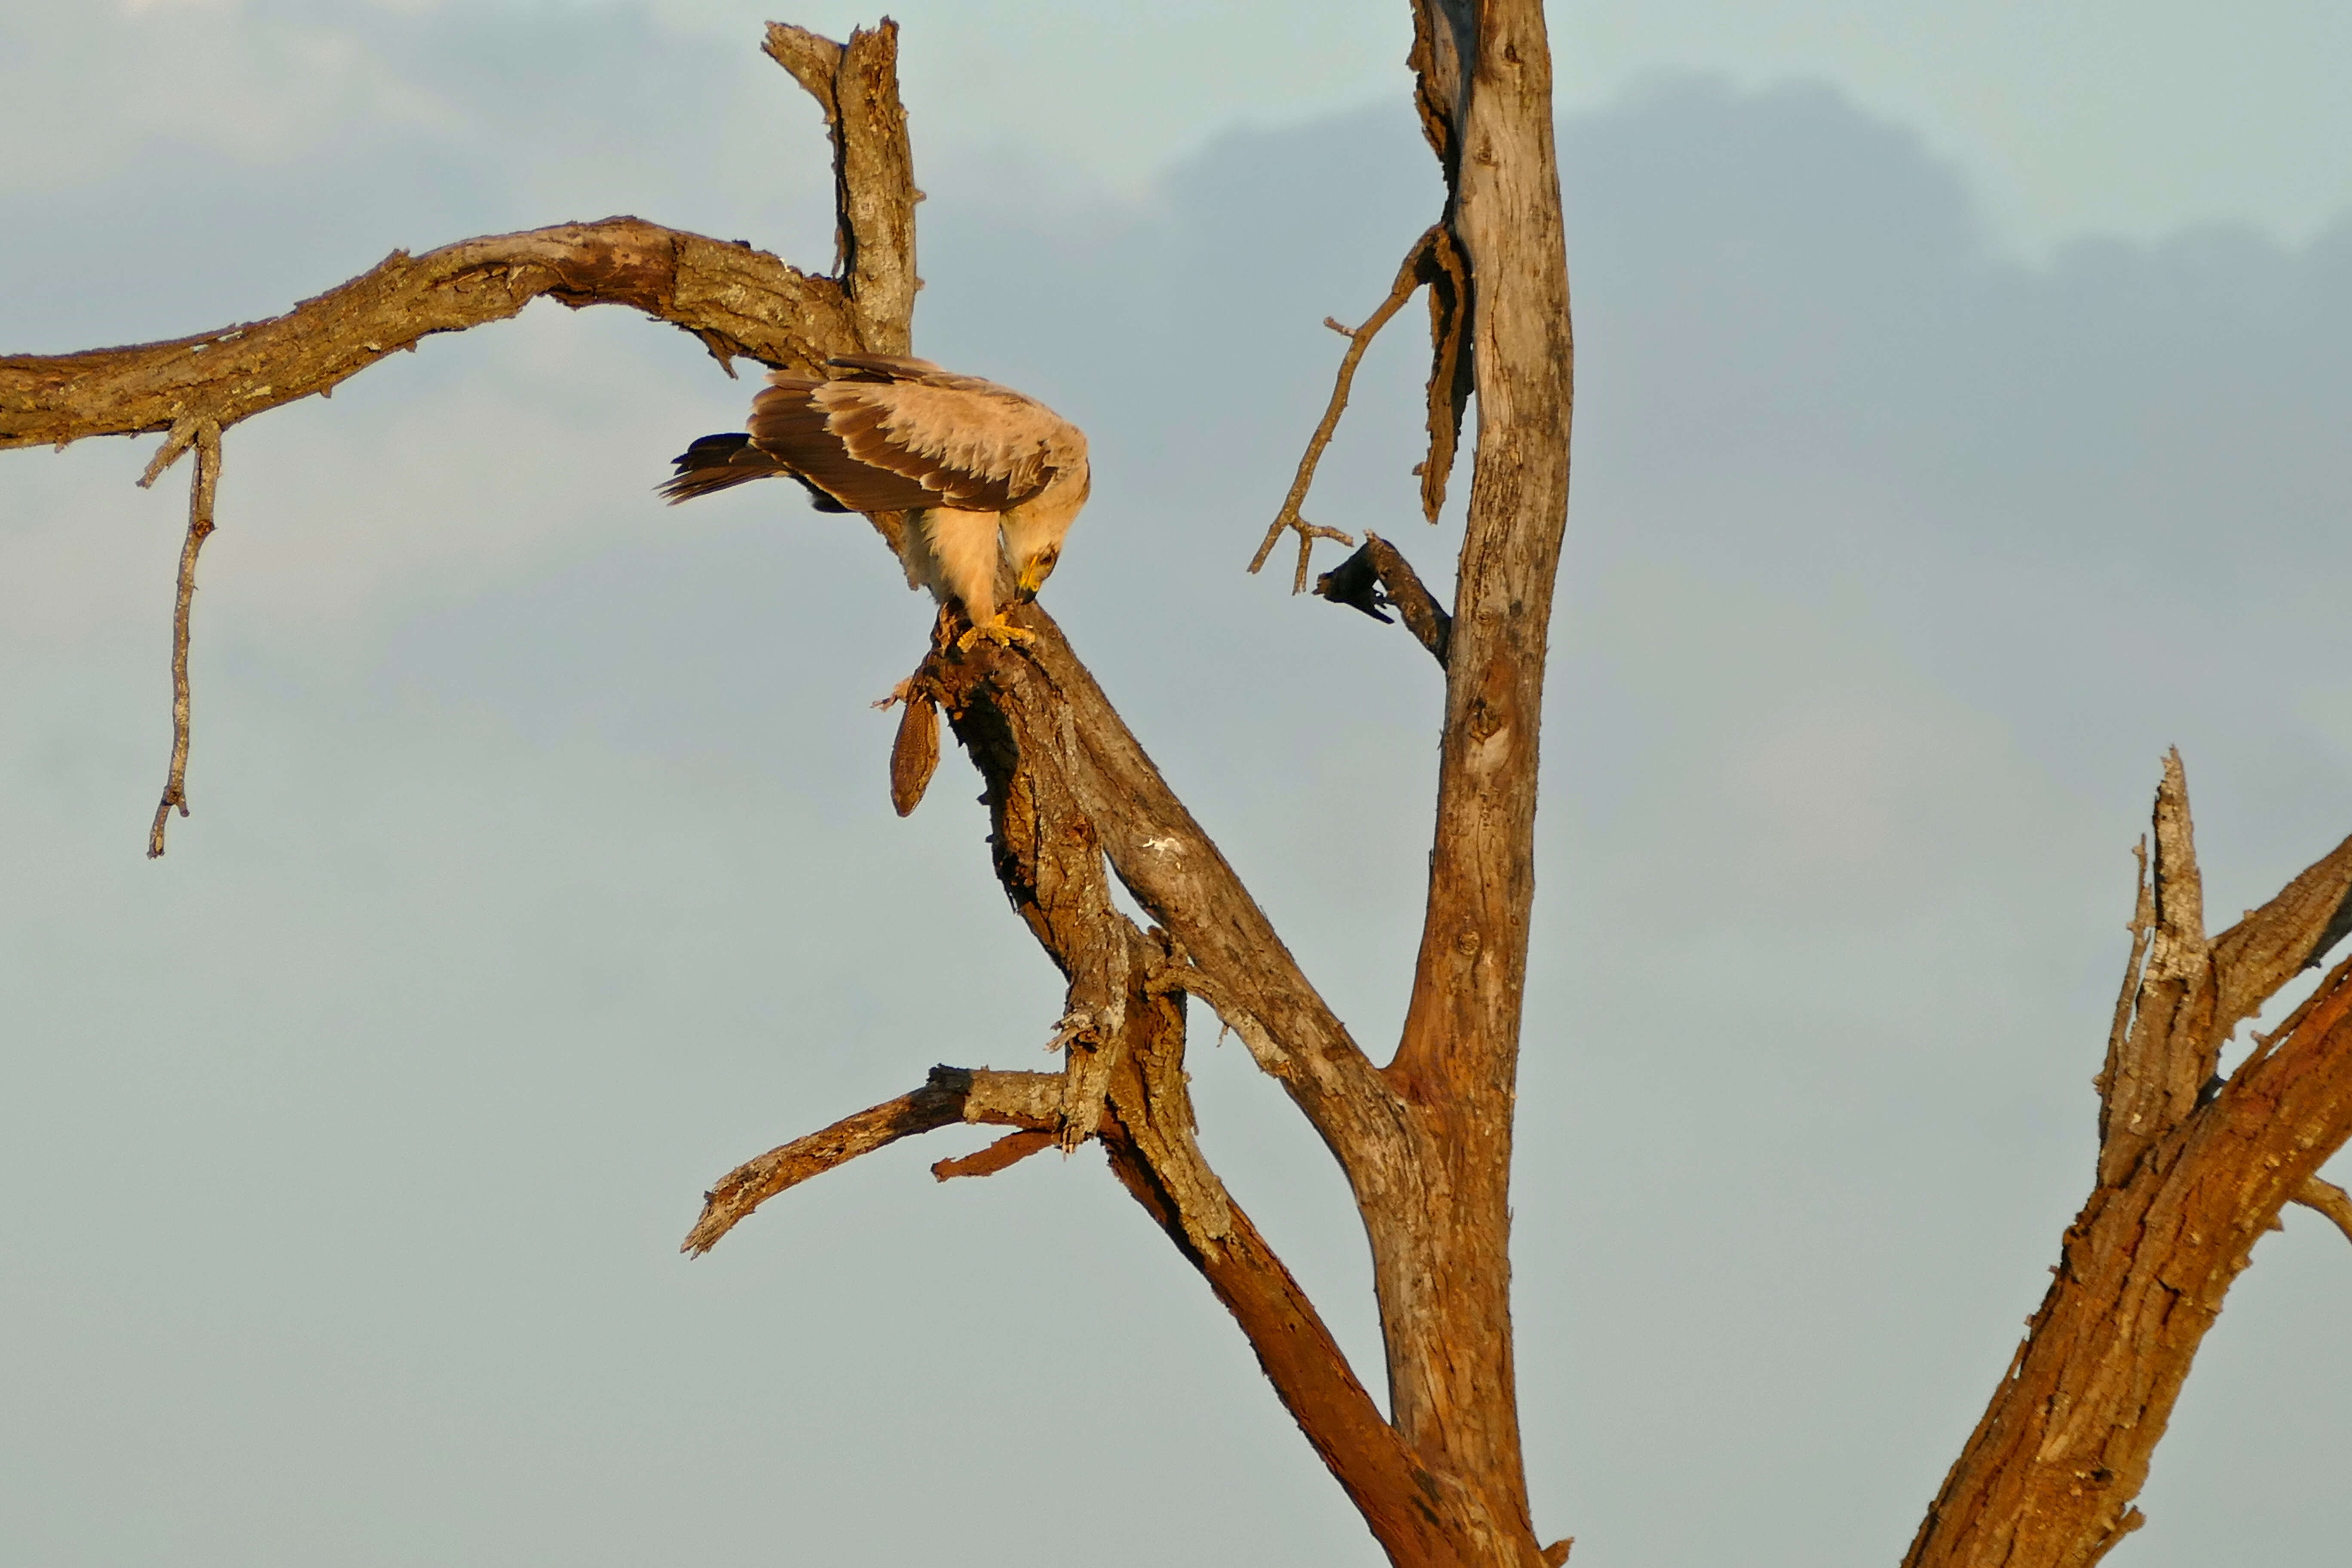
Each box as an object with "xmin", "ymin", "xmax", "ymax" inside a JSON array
[{"xmin": 661, "ymin": 354, "xmax": 1090, "ymax": 648}]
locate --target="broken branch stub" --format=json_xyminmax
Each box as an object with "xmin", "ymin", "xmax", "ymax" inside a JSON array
[
  {"xmin": 2098, "ymin": 750, "xmax": 2220, "ymax": 1185},
  {"xmin": 2291, "ymin": 1174, "xmax": 2352, "ymax": 1245},
  {"xmin": 764, "ymin": 21, "xmax": 918, "ymax": 355},
  {"xmin": 1314, "ymin": 532, "xmax": 1452, "ymax": 666}
]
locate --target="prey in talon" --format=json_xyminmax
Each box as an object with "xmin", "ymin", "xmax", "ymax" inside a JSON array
[{"xmin": 660, "ymin": 354, "xmax": 1090, "ymax": 651}]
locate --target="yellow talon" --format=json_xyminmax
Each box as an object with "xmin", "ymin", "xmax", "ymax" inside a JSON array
[{"xmin": 957, "ymin": 616, "xmax": 1036, "ymax": 652}]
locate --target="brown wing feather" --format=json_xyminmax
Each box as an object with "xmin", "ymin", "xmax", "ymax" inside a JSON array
[
  {"xmin": 681, "ymin": 364, "xmax": 1084, "ymax": 518},
  {"xmin": 820, "ymin": 380, "xmax": 1074, "ymax": 510},
  {"xmin": 742, "ymin": 378, "xmax": 946, "ymax": 513}
]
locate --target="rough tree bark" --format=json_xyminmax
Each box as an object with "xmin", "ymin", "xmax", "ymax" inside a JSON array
[
  {"xmin": 7, "ymin": 10, "xmax": 2348, "ymax": 1568},
  {"xmin": 1901, "ymin": 752, "xmax": 2352, "ymax": 1568}
]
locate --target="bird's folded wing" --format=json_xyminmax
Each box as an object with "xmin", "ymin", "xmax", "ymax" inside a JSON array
[
  {"xmin": 743, "ymin": 379, "xmax": 947, "ymax": 512},
  {"xmin": 750, "ymin": 370, "xmax": 1075, "ymax": 511}
]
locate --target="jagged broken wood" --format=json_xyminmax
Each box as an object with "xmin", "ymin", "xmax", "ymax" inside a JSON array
[{"xmin": 1904, "ymin": 754, "xmax": 2352, "ymax": 1568}]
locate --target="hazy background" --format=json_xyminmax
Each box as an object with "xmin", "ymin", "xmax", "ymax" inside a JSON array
[{"xmin": 3, "ymin": 3, "xmax": 2349, "ymax": 1565}]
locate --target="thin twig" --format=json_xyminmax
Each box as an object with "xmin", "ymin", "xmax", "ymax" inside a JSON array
[
  {"xmin": 147, "ymin": 419, "xmax": 221, "ymax": 859},
  {"xmin": 1249, "ymin": 227, "xmax": 1441, "ymax": 590}
]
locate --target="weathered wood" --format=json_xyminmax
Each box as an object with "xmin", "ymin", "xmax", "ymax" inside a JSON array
[
  {"xmin": 1907, "ymin": 757, "xmax": 2352, "ymax": 1565},
  {"xmin": 146, "ymin": 420, "xmax": 221, "ymax": 858},
  {"xmin": 682, "ymin": 1066, "xmax": 1063, "ymax": 1255},
  {"xmin": 1314, "ymin": 533, "xmax": 1453, "ymax": 666},
  {"xmin": 2097, "ymin": 751, "xmax": 2218, "ymax": 1185},
  {"xmin": 1905, "ymin": 946, "xmax": 2352, "ymax": 1568},
  {"xmin": 2, "ymin": 220, "xmax": 855, "ymax": 453},
  {"xmin": 764, "ymin": 21, "xmax": 918, "ymax": 355},
  {"xmin": 81, "ymin": 12, "xmax": 2352, "ymax": 1568},
  {"xmin": 1375, "ymin": 3, "xmax": 1572, "ymax": 1555}
]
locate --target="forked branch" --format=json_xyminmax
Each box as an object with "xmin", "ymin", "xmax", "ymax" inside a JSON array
[
  {"xmin": 1248, "ymin": 227, "xmax": 1442, "ymax": 590},
  {"xmin": 1906, "ymin": 757, "xmax": 2352, "ymax": 1568},
  {"xmin": 9, "ymin": 13, "xmax": 1568, "ymax": 1565},
  {"xmin": 762, "ymin": 21, "xmax": 918, "ymax": 355}
]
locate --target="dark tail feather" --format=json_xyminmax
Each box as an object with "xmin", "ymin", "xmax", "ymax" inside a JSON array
[{"xmin": 659, "ymin": 432, "xmax": 779, "ymax": 504}]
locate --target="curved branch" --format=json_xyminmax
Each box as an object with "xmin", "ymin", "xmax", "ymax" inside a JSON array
[
  {"xmin": 683, "ymin": 1066, "xmax": 1062, "ymax": 1256},
  {"xmin": 2, "ymin": 218, "xmax": 859, "ymax": 452}
]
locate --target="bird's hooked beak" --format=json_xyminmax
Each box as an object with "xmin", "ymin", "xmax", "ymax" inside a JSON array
[{"xmin": 1015, "ymin": 548, "xmax": 1061, "ymax": 599}]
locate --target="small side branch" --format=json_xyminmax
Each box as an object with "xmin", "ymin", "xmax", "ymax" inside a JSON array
[
  {"xmin": 2208, "ymin": 828, "xmax": 2352, "ymax": 1023},
  {"xmin": 2294, "ymin": 1175, "xmax": 2352, "ymax": 1247},
  {"xmin": 1314, "ymin": 530, "xmax": 1452, "ymax": 665},
  {"xmin": 145, "ymin": 419, "xmax": 221, "ymax": 858},
  {"xmin": 932, "ymin": 1128, "xmax": 1057, "ymax": 1181},
  {"xmin": 1249, "ymin": 227, "xmax": 1444, "ymax": 591},
  {"xmin": 682, "ymin": 1065, "xmax": 1061, "ymax": 1256}
]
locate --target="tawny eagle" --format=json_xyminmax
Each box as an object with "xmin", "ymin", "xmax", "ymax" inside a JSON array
[{"xmin": 661, "ymin": 354, "xmax": 1090, "ymax": 647}]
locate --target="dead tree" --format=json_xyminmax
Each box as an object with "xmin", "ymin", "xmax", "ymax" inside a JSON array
[{"xmin": 3, "ymin": 9, "xmax": 2346, "ymax": 1566}]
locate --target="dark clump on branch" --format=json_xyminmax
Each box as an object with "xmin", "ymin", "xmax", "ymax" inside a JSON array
[{"xmin": 1314, "ymin": 533, "xmax": 1452, "ymax": 667}]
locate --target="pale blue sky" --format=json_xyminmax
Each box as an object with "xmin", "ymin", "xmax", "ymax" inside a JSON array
[
  {"xmin": 3, "ymin": 4, "xmax": 2348, "ymax": 1566},
  {"xmin": 21, "ymin": 0, "xmax": 2352, "ymax": 248}
]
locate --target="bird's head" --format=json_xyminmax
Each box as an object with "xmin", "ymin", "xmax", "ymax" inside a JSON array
[
  {"xmin": 1009, "ymin": 461, "xmax": 1087, "ymax": 599},
  {"xmin": 1015, "ymin": 543, "xmax": 1062, "ymax": 598}
]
